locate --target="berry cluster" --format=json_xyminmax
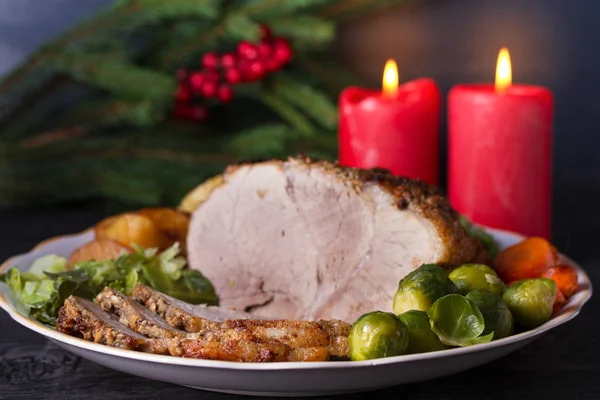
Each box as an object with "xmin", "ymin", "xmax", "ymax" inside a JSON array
[{"xmin": 174, "ymin": 25, "xmax": 293, "ymax": 122}]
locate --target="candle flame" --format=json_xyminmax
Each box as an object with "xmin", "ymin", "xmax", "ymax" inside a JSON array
[
  {"xmin": 382, "ymin": 59, "xmax": 399, "ymax": 98},
  {"xmin": 495, "ymin": 47, "xmax": 512, "ymax": 94}
]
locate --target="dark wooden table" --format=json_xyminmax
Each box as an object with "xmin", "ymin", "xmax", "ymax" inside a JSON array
[{"xmin": 1, "ymin": 179, "xmax": 599, "ymax": 399}]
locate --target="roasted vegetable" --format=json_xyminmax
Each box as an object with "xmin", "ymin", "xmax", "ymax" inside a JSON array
[
  {"xmin": 397, "ymin": 310, "xmax": 448, "ymax": 353},
  {"xmin": 465, "ymin": 290, "xmax": 514, "ymax": 340},
  {"xmin": 97, "ymin": 213, "xmax": 170, "ymax": 250},
  {"xmin": 541, "ymin": 264, "xmax": 578, "ymax": 298},
  {"xmin": 449, "ymin": 264, "xmax": 506, "ymax": 297},
  {"xmin": 348, "ymin": 311, "xmax": 409, "ymax": 361},
  {"xmin": 138, "ymin": 208, "xmax": 190, "ymax": 249},
  {"xmin": 502, "ymin": 278, "xmax": 557, "ymax": 328},
  {"xmin": 67, "ymin": 239, "xmax": 131, "ymax": 268},
  {"xmin": 427, "ymin": 294, "xmax": 494, "ymax": 347},
  {"xmin": 493, "ymin": 237, "xmax": 558, "ymax": 283},
  {"xmin": 393, "ymin": 264, "xmax": 457, "ymax": 315}
]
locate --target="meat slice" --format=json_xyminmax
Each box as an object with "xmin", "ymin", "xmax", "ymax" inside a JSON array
[
  {"xmin": 56, "ymin": 296, "xmax": 169, "ymax": 354},
  {"xmin": 95, "ymin": 287, "xmax": 189, "ymax": 339},
  {"xmin": 186, "ymin": 156, "xmax": 489, "ymax": 322},
  {"xmin": 57, "ymin": 294, "xmax": 329, "ymax": 362},
  {"xmin": 132, "ymin": 284, "xmax": 350, "ymax": 358}
]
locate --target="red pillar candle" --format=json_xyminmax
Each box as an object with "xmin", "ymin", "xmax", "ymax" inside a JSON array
[
  {"xmin": 339, "ymin": 59, "xmax": 441, "ymax": 185},
  {"xmin": 448, "ymin": 48, "xmax": 554, "ymax": 238}
]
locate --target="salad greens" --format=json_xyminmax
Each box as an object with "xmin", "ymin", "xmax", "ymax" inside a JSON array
[
  {"xmin": 427, "ymin": 294, "xmax": 494, "ymax": 347},
  {"xmin": 0, "ymin": 243, "xmax": 218, "ymax": 325}
]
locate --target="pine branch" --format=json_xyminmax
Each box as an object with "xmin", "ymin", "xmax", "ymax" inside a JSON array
[
  {"xmin": 237, "ymin": 0, "xmax": 335, "ymax": 18},
  {"xmin": 273, "ymin": 74, "xmax": 338, "ymax": 130},
  {"xmin": 224, "ymin": 14, "xmax": 262, "ymax": 41},
  {"xmin": 56, "ymin": 98, "xmax": 163, "ymax": 129},
  {"xmin": 229, "ymin": 123, "xmax": 295, "ymax": 158},
  {"xmin": 269, "ymin": 16, "xmax": 334, "ymax": 45},
  {"xmin": 261, "ymin": 91, "xmax": 316, "ymax": 137},
  {"xmin": 54, "ymin": 54, "xmax": 177, "ymax": 102},
  {"xmin": 318, "ymin": 0, "xmax": 411, "ymax": 20},
  {"xmin": 131, "ymin": 0, "xmax": 219, "ymax": 20}
]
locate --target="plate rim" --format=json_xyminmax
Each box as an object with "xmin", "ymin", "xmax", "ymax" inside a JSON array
[{"xmin": 0, "ymin": 226, "xmax": 593, "ymax": 371}]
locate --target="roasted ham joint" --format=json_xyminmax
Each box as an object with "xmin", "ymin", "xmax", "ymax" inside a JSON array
[{"xmin": 8, "ymin": 156, "xmax": 500, "ymax": 362}]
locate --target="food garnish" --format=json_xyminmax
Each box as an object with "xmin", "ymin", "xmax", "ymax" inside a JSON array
[{"xmin": 0, "ymin": 243, "xmax": 217, "ymax": 324}]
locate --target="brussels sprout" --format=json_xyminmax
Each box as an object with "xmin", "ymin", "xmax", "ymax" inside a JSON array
[
  {"xmin": 465, "ymin": 290, "xmax": 514, "ymax": 340},
  {"xmin": 502, "ymin": 278, "xmax": 557, "ymax": 328},
  {"xmin": 448, "ymin": 264, "xmax": 506, "ymax": 296},
  {"xmin": 349, "ymin": 311, "xmax": 409, "ymax": 361},
  {"xmin": 393, "ymin": 264, "xmax": 456, "ymax": 315},
  {"xmin": 398, "ymin": 310, "xmax": 448, "ymax": 353},
  {"xmin": 427, "ymin": 294, "xmax": 494, "ymax": 347}
]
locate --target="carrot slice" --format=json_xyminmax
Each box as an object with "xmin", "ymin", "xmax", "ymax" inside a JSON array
[
  {"xmin": 552, "ymin": 289, "xmax": 567, "ymax": 315},
  {"xmin": 542, "ymin": 264, "xmax": 578, "ymax": 298},
  {"xmin": 493, "ymin": 237, "xmax": 559, "ymax": 283}
]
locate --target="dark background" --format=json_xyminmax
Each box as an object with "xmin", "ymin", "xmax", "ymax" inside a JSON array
[{"xmin": 1, "ymin": 1, "xmax": 599, "ymax": 398}]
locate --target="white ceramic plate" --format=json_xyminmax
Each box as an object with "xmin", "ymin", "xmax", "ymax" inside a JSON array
[{"xmin": 0, "ymin": 227, "xmax": 593, "ymax": 397}]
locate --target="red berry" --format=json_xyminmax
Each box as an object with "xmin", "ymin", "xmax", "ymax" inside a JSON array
[
  {"xmin": 225, "ymin": 68, "xmax": 242, "ymax": 84},
  {"xmin": 175, "ymin": 85, "xmax": 191, "ymax": 102},
  {"xmin": 217, "ymin": 84, "xmax": 233, "ymax": 103},
  {"xmin": 259, "ymin": 24, "xmax": 272, "ymax": 40},
  {"xmin": 201, "ymin": 52, "xmax": 219, "ymax": 70},
  {"xmin": 265, "ymin": 58, "xmax": 281, "ymax": 72},
  {"xmin": 246, "ymin": 61, "xmax": 266, "ymax": 81},
  {"xmin": 189, "ymin": 105, "xmax": 208, "ymax": 122},
  {"xmin": 204, "ymin": 70, "xmax": 220, "ymax": 83},
  {"xmin": 189, "ymin": 72, "xmax": 205, "ymax": 90},
  {"xmin": 237, "ymin": 40, "xmax": 258, "ymax": 60},
  {"xmin": 257, "ymin": 42, "xmax": 272, "ymax": 59},
  {"xmin": 173, "ymin": 103, "xmax": 190, "ymax": 118},
  {"xmin": 201, "ymin": 81, "xmax": 218, "ymax": 98},
  {"xmin": 273, "ymin": 38, "xmax": 293, "ymax": 64},
  {"xmin": 221, "ymin": 52, "xmax": 237, "ymax": 69},
  {"xmin": 176, "ymin": 69, "xmax": 188, "ymax": 81}
]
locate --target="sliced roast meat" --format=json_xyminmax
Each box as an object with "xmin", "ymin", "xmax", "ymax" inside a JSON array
[
  {"xmin": 132, "ymin": 284, "xmax": 350, "ymax": 357},
  {"xmin": 56, "ymin": 296, "xmax": 169, "ymax": 354},
  {"xmin": 186, "ymin": 156, "xmax": 489, "ymax": 322},
  {"xmin": 96, "ymin": 287, "xmax": 189, "ymax": 339}
]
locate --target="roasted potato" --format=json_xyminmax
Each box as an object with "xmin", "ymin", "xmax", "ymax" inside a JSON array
[
  {"xmin": 100, "ymin": 213, "xmax": 170, "ymax": 250},
  {"xmin": 138, "ymin": 207, "xmax": 190, "ymax": 246},
  {"xmin": 178, "ymin": 175, "xmax": 223, "ymax": 213},
  {"xmin": 67, "ymin": 239, "xmax": 131, "ymax": 268}
]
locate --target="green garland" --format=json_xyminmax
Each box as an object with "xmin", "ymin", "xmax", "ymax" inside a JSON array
[{"xmin": 0, "ymin": 0, "xmax": 413, "ymax": 207}]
